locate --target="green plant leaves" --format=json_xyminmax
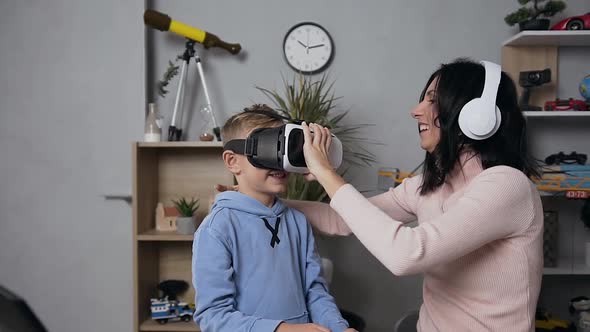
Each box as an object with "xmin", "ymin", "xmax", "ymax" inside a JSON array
[
  {"xmin": 257, "ymin": 73, "xmax": 380, "ymax": 201},
  {"xmin": 504, "ymin": 0, "xmax": 566, "ymax": 25},
  {"xmin": 171, "ymin": 197, "xmax": 200, "ymax": 217}
]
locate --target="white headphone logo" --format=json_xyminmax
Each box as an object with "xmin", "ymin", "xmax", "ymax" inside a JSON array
[{"xmin": 457, "ymin": 61, "xmax": 502, "ymax": 140}]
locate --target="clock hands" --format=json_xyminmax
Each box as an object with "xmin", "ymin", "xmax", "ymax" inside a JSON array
[
  {"xmin": 306, "ymin": 30, "xmax": 309, "ymax": 54},
  {"xmin": 297, "ymin": 40, "xmax": 325, "ymax": 52},
  {"xmin": 308, "ymin": 43, "xmax": 325, "ymax": 49}
]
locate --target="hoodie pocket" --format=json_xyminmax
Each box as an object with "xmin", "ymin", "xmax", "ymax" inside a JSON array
[{"xmin": 282, "ymin": 310, "xmax": 309, "ymax": 324}]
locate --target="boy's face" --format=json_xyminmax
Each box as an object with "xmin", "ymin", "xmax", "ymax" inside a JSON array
[{"xmin": 222, "ymin": 127, "xmax": 289, "ymax": 205}]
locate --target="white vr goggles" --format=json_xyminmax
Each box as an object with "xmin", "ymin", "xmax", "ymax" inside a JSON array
[{"xmin": 223, "ymin": 123, "xmax": 343, "ymax": 174}]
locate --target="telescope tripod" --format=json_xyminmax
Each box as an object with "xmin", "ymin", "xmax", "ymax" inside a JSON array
[{"xmin": 168, "ymin": 39, "xmax": 221, "ymax": 141}]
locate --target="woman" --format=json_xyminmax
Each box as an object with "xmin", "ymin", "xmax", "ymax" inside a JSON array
[{"xmin": 291, "ymin": 59, "xmax": 543, "ymax": 331}]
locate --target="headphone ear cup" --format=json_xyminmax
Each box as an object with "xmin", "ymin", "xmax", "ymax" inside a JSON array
[{"xmin": 458, "ymin": 102, "xmax": 501, "ymax": 140}]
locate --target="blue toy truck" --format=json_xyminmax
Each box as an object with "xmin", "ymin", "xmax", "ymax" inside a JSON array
[{"xmin": 150, "ymin": 297, "xmax": 194, "ymax": 324}]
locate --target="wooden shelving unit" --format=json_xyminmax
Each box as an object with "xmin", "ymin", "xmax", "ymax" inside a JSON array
[
  {"xmin": 137, "ymin": 229, "xmax": 195, "ymax": 242},
  {"xmin": 501, "ymin": 30, "xmax": 590, "ymax": 109},
  {"xmin": 139, "ymin": 320, "xmax": 200, "ymax": 331},
  {"xmin": 132, "ymin": 141, "xmax": 233, "ymax": 332},
  {"xmin": 502, "ymin": 31, "xmax": 590, "ymax": 276}
]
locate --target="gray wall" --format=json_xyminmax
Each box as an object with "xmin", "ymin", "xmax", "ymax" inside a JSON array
[
  {"xmin": 1, "ymin": 1, "xmax": 589, "ymax": 332},
  {"xmin": 0, "ymin": 1, "xmax": 144, "ymax": 332}
]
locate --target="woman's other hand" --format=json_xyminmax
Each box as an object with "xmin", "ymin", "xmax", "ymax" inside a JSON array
[{"xmin": 214, "ymin": 184, "xmax": 238, "ymax": 192}]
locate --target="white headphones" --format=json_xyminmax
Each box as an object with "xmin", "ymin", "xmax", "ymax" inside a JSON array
[{"xmin": 457, "ymin": 60, "xmax": 502, "ymax": 140}]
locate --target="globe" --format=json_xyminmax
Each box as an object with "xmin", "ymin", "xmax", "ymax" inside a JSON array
[{"xmin": 580, "ymin": 74, "xmax": 590, "ymax": 102}]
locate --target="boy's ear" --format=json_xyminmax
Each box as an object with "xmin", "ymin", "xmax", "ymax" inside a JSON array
[{"xmin": 222, "ymin": 150, "xmax": 241, "ymax": 175}]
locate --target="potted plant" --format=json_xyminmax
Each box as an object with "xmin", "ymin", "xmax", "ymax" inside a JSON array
[
  {"xmin": 171, "ymin": 197, "xmax": 200, "ymax": 235},
  {"xmin": 257, "ymin": 74, "xmax": 378, "ymax": 201},
  {"xmin": 505, "ymin": 0, "xmax": 566, "ymax": 31}
]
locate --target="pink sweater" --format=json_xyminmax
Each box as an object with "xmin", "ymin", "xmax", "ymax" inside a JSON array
[{"xmin": 289, "ymin": 156, "xmax": 543, "ymax": 331}]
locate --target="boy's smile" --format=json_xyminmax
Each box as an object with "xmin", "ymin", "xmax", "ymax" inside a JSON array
[
  {"xmin": 268, "ymin": 170, "xmax": 288, "ymax": 180},
  {"xmin": 232, "ymin": 154, "xmax": 289, "ymax": 207}
]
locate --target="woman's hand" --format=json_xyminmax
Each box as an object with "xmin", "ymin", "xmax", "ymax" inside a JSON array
[
  {"xmin": 301, "ymin": 122, "xmax": 335, "ymax": 178},
  {"xmin": 214, "ymin": 184, "xmax": 238, "ymax": 192},
  {"xmin": 301, "ymin": 122, "xmax": 347, "ymax": 198},
  {"xmin": 275, "ymin": 322, "xmax": 331, "ymax": 332}
]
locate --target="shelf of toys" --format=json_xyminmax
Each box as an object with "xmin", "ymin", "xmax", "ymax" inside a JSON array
[
  {"xmin": 378, "ymin": 165, "xmax": 590, "ymax": 196},
  {"xmin": 377, "ymin": 165, "xmax": 590, "ymax": 275}
]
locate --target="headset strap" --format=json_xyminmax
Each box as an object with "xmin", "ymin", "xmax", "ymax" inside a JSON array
[
  {"xmin": 223, "ymin": 139, "xmax": 256, "ymax": 156},
  {"xmin": 244, "ymin": 109, "xmax": 303, "ymax": 124}
]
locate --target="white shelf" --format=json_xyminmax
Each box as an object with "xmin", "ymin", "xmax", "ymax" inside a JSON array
[
  {"xmin": 524, "ymin": 111, "xmax": 590, "ymax": 117},
  {"xmin": 503, "ymin": 30, "xmax": 590, "ymax": 47},
  {"xmin": 543, "ymin": 255, "xmax": 590, "ymax": 275},
  {"xmin": 573, "ymin": 262, "xmax": 590, "ymax": 275},
  {"xmin": 544, "ymin": 256, "xmax": 572, "ymax": 275}
]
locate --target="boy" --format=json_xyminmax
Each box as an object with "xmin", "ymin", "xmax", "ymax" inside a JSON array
[{"xmin": 192, "ymin": 105, "xmax": 352, "ymax": 332}]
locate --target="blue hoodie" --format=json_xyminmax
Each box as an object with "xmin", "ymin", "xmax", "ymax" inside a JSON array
[{"xmin": 192, "ymin": 191, "xmax": 348, "ymax": 332}]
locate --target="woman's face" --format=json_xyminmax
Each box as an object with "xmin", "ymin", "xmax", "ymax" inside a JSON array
[{"xmin": 411, "ymin": 78, "xmax": 441, "ymax": 153}]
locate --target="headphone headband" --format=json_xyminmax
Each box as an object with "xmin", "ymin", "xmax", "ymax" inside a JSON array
[{"xmin": 480, "ymin": 61, "xmax": 502, "ymax": 104}]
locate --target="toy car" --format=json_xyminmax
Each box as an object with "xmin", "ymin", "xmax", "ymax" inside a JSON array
[
  {"xmin": 551, "ymin": 12, "xmax": 590, "ymax": 30},
  {"xmin": 150, "ymin": 297, "xmax": 194, "ymax": 324},
  {"xmin": 544, "ymin": 98, "xmax": 588, "ymax": 111}
]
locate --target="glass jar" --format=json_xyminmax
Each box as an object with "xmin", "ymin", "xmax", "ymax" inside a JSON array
[{"xmin": 144, "ymin": 103, "xmax": 162, "ymax": 142}]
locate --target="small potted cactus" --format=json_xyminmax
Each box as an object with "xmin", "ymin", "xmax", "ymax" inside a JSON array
[{"xmin": 171, "ymin": 197, "xmax": 200, "ymax": 235}]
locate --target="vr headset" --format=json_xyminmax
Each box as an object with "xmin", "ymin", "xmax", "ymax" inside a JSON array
[{"xmin": 223, "ymin": 123, "xmax": 343, "ymax": 173}]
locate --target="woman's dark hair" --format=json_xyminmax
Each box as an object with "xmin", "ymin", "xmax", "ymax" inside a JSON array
[{"xmin": 419, "ymin": 58, "xmax": 539, "ymax": 195}]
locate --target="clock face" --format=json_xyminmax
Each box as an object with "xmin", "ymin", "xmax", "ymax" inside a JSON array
[{"xmin": 283, "ymin": 22, "xmax": 334, "ymax": 74}]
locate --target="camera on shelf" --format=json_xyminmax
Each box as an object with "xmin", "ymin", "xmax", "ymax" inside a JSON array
[
  {"xmin": 519, "ymin": 69, "xmax": 552, "ymax": 112},
  {"xmin": 519, "ymin": 69, "xmax": 551, "ymax": 87}
]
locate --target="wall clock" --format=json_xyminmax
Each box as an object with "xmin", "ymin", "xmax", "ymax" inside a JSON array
[{"xmin": 283, "ymin": 22, "xmax": 334, "ymax": 74}]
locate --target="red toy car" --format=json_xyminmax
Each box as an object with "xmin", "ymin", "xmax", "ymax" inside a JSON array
[
  {"xmin": 544, "ymin": 98, "xmax": 588, "ymax": 111},
  {"xmin": 550, "ymin": 13, "xmax": 590, "ymax": 30}
]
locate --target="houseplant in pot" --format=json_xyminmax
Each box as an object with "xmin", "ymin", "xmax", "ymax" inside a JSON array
[
  {"xmin": 505, "ymin": 0, "xmax": 566, "ymax": 31},
  {"xmin": 256, "ymin": 73, "xmax": 378, "ymax": 202},
  {"xmin": 171, "ymin": 197, "xmax": 200, "ymax": 235}
]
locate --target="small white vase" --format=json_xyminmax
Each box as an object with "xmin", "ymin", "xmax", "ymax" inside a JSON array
[{"xmin": 176, "ymin": 216, "xmax": 197, "ymax": 235}]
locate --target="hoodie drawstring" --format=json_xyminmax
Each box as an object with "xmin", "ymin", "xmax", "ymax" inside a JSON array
[{"xmin": 262, "ymin": 217, "xmax": 281, "ymax": 248}]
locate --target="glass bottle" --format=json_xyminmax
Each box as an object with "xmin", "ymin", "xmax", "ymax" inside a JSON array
[
  {"xmin": 144, "ymin": 103, "xmax": 161, "ymax": 142},
  {"xmin": 199, "ymin": 105, "xmax": 215, "ymax": 141}
]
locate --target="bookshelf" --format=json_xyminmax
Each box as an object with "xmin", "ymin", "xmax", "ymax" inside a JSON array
[{"xmin": 132, "ymin": 141, "xmax": 232, "ymax": 332}]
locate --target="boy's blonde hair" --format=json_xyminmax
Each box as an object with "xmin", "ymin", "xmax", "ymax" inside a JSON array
[{"xmin": 222, "ymin": 104, "xmax": 284, "ymax": 143}]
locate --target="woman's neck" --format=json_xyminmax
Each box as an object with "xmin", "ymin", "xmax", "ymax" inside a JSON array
[{"xmin": 446, "ymin": 151, "xmax": 483, "ymax": 190}]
